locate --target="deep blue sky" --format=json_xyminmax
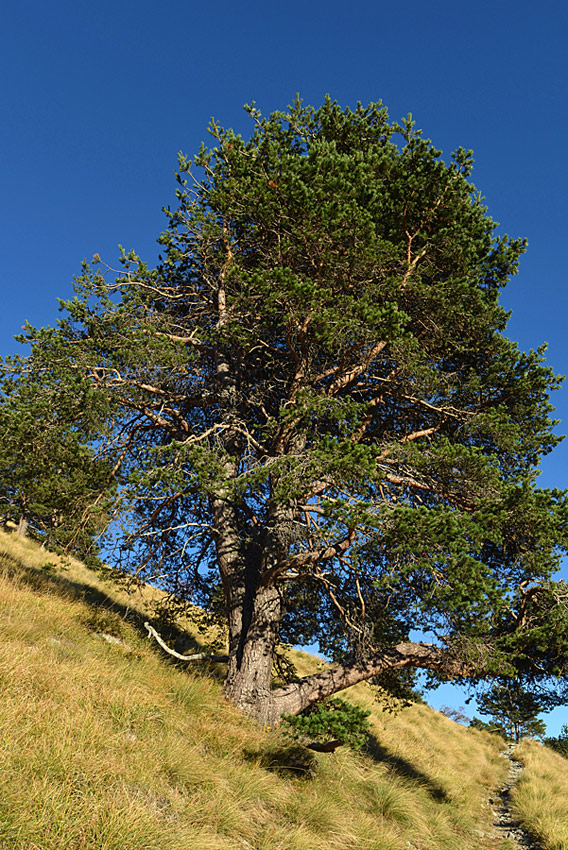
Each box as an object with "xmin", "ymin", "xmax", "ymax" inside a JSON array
[{"xmin": 2, "ymin": 0, "xmax": 567, "ymax": 733}]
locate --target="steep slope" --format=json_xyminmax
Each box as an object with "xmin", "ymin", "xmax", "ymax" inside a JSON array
[
  {"xmin": 512, "ymin": 740, "xmax": 568, "ymax": 849},
  {"xmin": 0, "ymin": 530, "xmax": 560, "ymax": 850}
]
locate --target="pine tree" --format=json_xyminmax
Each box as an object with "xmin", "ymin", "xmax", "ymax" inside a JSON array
[
  {"xmin": 0, "ymin": 353, "xmax": 114, "ymax": 564},
  {"xmin": 9, "ymin": 98, "xmax": 568, "ymax": 724},
  {"xmin": 544, "ymin": 724, "xmax": 568, "ymax": 758},
  {"xmin": 471, "ymin": 681, "xmax": 548, "ymax": 742}
]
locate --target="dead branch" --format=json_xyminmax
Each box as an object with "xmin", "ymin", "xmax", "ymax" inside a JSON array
[{"xmin": 144, "ymin": 622, "xmax": 228, "ymax": 662}]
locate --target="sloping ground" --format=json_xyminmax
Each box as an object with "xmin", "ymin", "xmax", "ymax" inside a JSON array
[
  {"xmin": 488, "ymin": 745, "xmax": 544, "ymax": 849},
  {"xmin": 0, "ymin": 529, "xmax": 559, "ymax": 850},
  {"xmin": 513, "ymin": 740, "xmax": 568, "ymax": 849}
]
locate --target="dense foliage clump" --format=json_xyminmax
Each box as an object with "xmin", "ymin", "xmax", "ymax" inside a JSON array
[
  {"xmin": 282, "ymin": 698, "xmax": 372, "ymax": 750},
  {"xmin": 544, "ymin": 724, "xmax": 568, "ymax": 758},
  {"xmin": 0, "ymin": 369, "xmax": 112, "ymax": 565}
]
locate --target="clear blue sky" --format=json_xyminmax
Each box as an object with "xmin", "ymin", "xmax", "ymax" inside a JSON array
[{"xmin": 2, "ymin": 0, "xmax": 567, "ymax": 733}]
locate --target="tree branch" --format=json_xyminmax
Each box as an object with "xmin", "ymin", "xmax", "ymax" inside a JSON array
[
  {"xmin": 326, "ymin": 340, "xmax": 387, "ymax": 396},
  {"xmin": 260, "ymin": 530, "xmax": 355, "ymax": 586},
  {"xmin": 144, "ymin": 622, "xmax": 228, "ymax": 662},
  {"xmin": 269, "ymin": 641, "xmax": 473, "ymax": 720}
]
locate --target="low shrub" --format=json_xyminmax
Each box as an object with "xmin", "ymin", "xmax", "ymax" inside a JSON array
[{"xmin": 282, "ymin": 697, "xmax": 371, "ymax": 751}]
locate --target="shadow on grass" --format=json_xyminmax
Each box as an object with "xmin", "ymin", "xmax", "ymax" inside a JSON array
[
  {"xmin": 242, "ymin": 740, "xmax": 319, "ymax": 779},
  {"xmin": 364, "ymin": 731, "xmax": 449, "ymax": 802},
  {"xmin": 0, "ymin": 545, "xmax": 451, "ymax": 801},
  {"xmin": 243, "ymin": 731, "xmax": 450, "ymax": 797},
  {"xmin": 0, "ymin": 548, "xmax": 226, "ymax": 681}
]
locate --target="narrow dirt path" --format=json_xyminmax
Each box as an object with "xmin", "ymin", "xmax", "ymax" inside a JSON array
[{"xmin": 487, "ymin": 744, "xmax": 542, "ymax": 849}]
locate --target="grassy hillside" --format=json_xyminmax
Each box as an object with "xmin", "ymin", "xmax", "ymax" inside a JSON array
[
  {"xmin": 513, "ymin": 740, "xmax": 568, "ymax": 850},
  {"xmin": 0, "ymin": 530, "xmax": 564, "ymax": 850}
]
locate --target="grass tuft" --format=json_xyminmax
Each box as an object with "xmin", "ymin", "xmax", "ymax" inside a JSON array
[{"xmin": 512, "ymin": 739, "xmax": 568, "ymax": 850}]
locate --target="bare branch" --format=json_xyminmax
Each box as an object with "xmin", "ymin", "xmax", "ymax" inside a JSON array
[
  {"xmin": 144, "ymin": 622, "xmax": 228, "ymax": 662},
  {"xmin": 402, "ymin": 245, "xmax": 428, "ymax": 287},
  {"xmin": 326, "ymin": 340, "xmax": 387, "ymax": 396},
  {"xmin": 377, "ymin": 425, "xmax": 441, "ymax": 461},
  {"xmin": 261, "ymin": 529, "xmax": 355, "ymax": 586}
]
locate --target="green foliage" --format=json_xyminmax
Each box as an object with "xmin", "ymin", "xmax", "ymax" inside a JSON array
[
  {"xmin": 0, "ymin": 361, "xmax": 113, "ymax": 565},
  {"xmin": 543, "ymin": 724, "xmax": 568, "ymax": 758},
  {"xmin": 282, "ymin": 698, "xmax": 372, "ymax": 750},
  {"xmin": 469, "ymin": 716, "xmax": 509, "ymax": 737},
  {"xmin": 471, "ymin": 681, "xmax": 548, "ymax": 742}
]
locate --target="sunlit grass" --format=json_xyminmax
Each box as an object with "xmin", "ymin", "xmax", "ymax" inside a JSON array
[
  {"xmin": 0, "ymin": 529, "xmax": 530, "ymax": 850},
  {"xmin": 513, "ymin": 739, "xmax": 568, "ymax": 850}
]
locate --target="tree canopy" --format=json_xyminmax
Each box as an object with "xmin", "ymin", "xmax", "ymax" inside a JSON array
[
  {"xmin": 0, "ymin": 363, "xmax": 112, "ymax": 563},
  {"xmin": 470, "ymin": 681, "xmax": 548, "ymax": 742},
  {"xmin": 5, "ymin": 97, "xmax": 568, "ymax": 724}
]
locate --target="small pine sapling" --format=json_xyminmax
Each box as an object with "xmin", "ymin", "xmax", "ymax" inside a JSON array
[{"xmin": 282, "ymin": 698, "xmax": 371, "ymax": 751}]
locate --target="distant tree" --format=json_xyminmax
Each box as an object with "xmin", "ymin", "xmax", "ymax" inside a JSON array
[
  {"xmin": 440, "ymin": 705, "xmax": 471, "ymax": 725},
  {"xmin": 7, "ymin": 97, "xmax": 568, "ymax": 725},
  {"xmin": 470, "ymin": 681, "xmax": 548, "ymax": 742},
  {"xmin": 469, "ymin": 716, "xmax": 507, "ymax": 737},
  {"xmin": 0, "ymin": 361, "xmax": 114, "ymax": 565},
  {"xmin": 543, "ymin": 724, "xmax": 568, "ymax": 758}
]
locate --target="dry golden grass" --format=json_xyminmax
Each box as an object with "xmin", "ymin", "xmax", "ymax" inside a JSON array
[
  {"xmin": 512, "ymin": 739, "xmax": 568, "ymax": 849},
  {"xmin": 0, "ymin": 530, "xmax": 516, "ymax": 849}
]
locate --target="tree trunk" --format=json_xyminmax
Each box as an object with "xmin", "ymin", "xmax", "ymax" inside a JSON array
[
  {"xmin": 223, "ymin": 582, "xmax": 282, "ymax": 725},
  {"xmin": 212, "ymin": 487, "xmax": 284, "ymax": 725},
  {"xmin": 17, "ymin": 517, "xmax": 29, "ymax": 537},
  {"xmin": 212, "ymin": 488, "xmax": 473, "ymax": 726},
  {"xmin": 221, "ymin": 600, "xmax": 471, "ymax": 726}
]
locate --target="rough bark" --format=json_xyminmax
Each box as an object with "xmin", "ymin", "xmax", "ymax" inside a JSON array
[
  {"xmin": 212, "ymin": 493, "xmax": 285, "ymax": 725},
  {"xmin": 223, "ymin": 582, "xmax": 282, "ymax": 725},
  {"xmin": 264, "ymin": 642, "xmax": 471, "ymax": 726}
]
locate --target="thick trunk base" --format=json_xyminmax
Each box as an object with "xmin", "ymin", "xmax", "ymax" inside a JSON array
[{"xmin": 224, "ymin": 582, "xmax": 282, "ymax": 726}]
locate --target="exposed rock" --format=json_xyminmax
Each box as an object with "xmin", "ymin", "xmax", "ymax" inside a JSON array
[{"xmin": 97, "ymin": 632, "xmax": 133, "ymax": 651}]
